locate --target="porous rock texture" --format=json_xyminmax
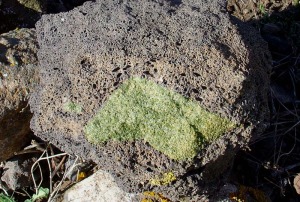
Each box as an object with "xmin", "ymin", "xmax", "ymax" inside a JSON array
[
  {"xmin": 30, "ymin": 0, "xmax": 271, "ymax": 200},
  {"xmin": 0, "ymin": 28, "xmax": 39, "ymax": 162}
]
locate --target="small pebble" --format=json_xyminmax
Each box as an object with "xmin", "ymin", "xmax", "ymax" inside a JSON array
[{"xmin": 243, "ymin": 9, "xmax": 249, "ymax": 14}]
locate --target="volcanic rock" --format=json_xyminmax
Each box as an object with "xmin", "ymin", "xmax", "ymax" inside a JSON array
[{"xmin": 30, "ymin": 0, "xmax": 271, "ymax": 199}]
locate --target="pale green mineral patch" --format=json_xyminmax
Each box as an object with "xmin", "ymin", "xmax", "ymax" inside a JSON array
[
  {"xmin": 17, "ymin": 0, "xmax": 43, "ymax": 12},
  {"xmin": 84, "ymin": 77, "xmax": 235, "ymax": 160},
  {"xmin": 63, "ymin": 102, "xmax": 82, "ymax": 114},
  {"xmin": 150, "ymin": 172, "xmax": 177, "ymax": 186}
]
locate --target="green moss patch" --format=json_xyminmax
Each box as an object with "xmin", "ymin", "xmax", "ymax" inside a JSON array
[{"xmin": 84, "ymin": 77, "xmax": 235, "ymax": 160}]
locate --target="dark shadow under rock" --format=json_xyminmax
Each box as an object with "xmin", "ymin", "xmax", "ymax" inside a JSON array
[{"xmin": 0, "ymin": 0, "xmax": 92, "ymax": 34}]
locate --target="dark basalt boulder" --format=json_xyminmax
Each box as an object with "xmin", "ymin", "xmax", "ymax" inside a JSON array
[{"xmin": 30, "ymin": 0, "xmax": 271, "ymax": 200}]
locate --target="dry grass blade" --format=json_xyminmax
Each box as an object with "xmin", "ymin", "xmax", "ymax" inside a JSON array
[
  {"xmin": 30, "ymin": 142, "xmax": 68, "ymax": 197},
  {"xmin": 47, "ymin": 155, "xmax": 80, "ymax": 202},
  {"xmin": 31, "ymin": 145, "xmax": 48, "ymax": 195}
]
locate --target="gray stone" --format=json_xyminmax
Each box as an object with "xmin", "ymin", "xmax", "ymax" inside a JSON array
[
  {"xmin": 294, "ymin": 173, "xmax": 300, "ymax": 195},
  {"xmin": 58, "ymin": 170, "xmax": 137, "ymax": 202},
  {"xmin": 1, "ymin": 156, "xmax": 37, "ymax": 190},
  {"xmin": 0, "ymin": 28, "xmax": 39, "ymax": 162},
  {"xmin": 30, "ymin": 0, "xmax": 271, "ymax": 200}
]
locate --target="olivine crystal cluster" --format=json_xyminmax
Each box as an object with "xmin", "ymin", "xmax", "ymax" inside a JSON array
[{"xmin": 84, "ymin": 77, "xmax": 234, "ymax": 160}]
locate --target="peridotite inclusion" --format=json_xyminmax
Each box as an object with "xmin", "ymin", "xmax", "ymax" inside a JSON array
[{"xmin": 84, "ymin": 77, "xmax": 234, "ymax": 160}]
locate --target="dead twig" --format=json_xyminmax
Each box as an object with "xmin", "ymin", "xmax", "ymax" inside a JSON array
[{"xmin": 48, "ymin": 155, "xmax": 80, "ymax": 202}]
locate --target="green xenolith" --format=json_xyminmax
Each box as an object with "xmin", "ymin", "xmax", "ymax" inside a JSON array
[
  {"xmin": 63, "ymin": 102, "xmax": 82, "ymax": 114},
  {"xmin": 84, "ymin": 77, "xmax": 235, "ymax": 160}
]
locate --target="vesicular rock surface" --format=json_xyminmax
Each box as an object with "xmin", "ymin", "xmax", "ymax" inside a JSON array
[
  {"xmin": 30, "ymin": 0, "xmax": 271, "ymax": 200},
  {"xmin": 0, "ymin": 28, "xmax": 39, "ymax": 162}
]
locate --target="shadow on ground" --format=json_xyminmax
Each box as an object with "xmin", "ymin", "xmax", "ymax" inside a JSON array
[
  {"xmin": 0, "ymin": 0, "xmax": 92, "ymax": 34},
  {"xmin": 228, "ymin": 1, "xmax": 300, "ymax": 201}
]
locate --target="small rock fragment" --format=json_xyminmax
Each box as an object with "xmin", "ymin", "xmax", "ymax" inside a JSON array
[
  {"xmin": 294, "ymin": 173, "xmax": 300, "ymax": 195},
  {"xmin": 1, "ymin": 156, "xmax": 37, "ymax": 190},
  {"xmin": 60, "ymin": 170, "xmax": 136, "ymax": 202}
]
